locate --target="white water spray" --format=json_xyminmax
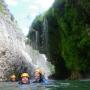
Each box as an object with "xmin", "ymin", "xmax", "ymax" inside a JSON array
[
  {"xmin": 0, "ymin": 11, "xmax": 54, "ymax": 80},
  {"xmin": 25, "ymin": 45, "xmax": 55, "ymax": 78}
]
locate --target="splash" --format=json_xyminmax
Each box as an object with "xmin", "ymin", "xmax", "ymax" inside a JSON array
[
  {"xmin": 25, "ymin": 45, "xmax": 55, "ymax": 78},
  {"xmin": 0, "ymin": 12, "xmax": 34, "ymax": 80}
]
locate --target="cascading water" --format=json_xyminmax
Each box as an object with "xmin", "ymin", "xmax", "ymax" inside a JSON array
[
  {"xmin": 26, "ymin": 16, "xmax": 55, "ymax": 78},
  {"xmin": 25, "ymin": 44, "xmax": 55, "ymax": 78},
  {"xmin": 0, "ymin": 12, "xmax": 35, "ymax": 81},
  {"xmin": 23, "ymin": 16, "xmax": 55, "ymax": 78}
]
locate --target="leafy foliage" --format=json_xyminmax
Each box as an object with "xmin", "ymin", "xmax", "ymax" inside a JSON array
[{"xmin": 27, "ymin": 0, "xmax": 90, "ymax": 79}]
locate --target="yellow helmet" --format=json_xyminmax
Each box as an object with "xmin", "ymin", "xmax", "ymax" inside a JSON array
[
  {"xmin": 10, "ymin": 74, "xmax": 16, "ymax": 79},
  {"xmin": 21, "ymin": 73, "xmax": 30, "ymax": 78}
]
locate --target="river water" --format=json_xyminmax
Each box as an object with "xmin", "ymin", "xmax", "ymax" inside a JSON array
[{"xmin": 0, "ymin": 80, "xmax": 90, "ymax": 90}]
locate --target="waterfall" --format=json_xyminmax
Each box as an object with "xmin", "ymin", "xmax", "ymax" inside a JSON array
[
  {"xmin": 0, "ymin": 12, "xmax": 35, "ymax": 81},
  {"xmin": 42, "ymin": 17, "xmax": 49, "ymax": 52},
  {"xmin": 25, "ymin": 45, "xmax": 55, "ymax": 78},
  {"xmin": 26, "ymin": 16, "xmax": 55, "ymax": 78},
  {"xmin": 20, "ymin": 15, "xmax": 55, "ymax": 79}
]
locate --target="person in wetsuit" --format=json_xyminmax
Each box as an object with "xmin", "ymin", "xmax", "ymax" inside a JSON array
[
  {"xmin": 19, "ymin": 73, "xmax": 30, "ymax": 84},
  {"xmin": 10, "ymin": 74, "xmax": 16, "ymax": 82},
  {"xmin": 33, "ymin": 69, "xmax": 48, "ymax": 84}
]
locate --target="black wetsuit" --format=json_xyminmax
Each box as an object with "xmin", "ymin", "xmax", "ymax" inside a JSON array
[
  {"xmin": 33, "ymin": 78, "xmax": 44, "ymax": 83},
  {"xmin": 33, "ymin": 75, "xmax": 48, "ymax": 83}
]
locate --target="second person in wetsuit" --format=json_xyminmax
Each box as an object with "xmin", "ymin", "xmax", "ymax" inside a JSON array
[{"xmin": 33, "ymin": 69, "xmax": 47, "ymax": 83}]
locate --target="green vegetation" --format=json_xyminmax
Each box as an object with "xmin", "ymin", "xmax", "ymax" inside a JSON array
[
  {"xmin": 0, "ymin": 0, "xmax": 8, "ymax": 15},
  {"xmin": 0, "ymin": 0, "xmax": 14, "ymax": 21},
  {"xmin": 28, "ymin": 0, "xmax": 90, "ymax": 79}
]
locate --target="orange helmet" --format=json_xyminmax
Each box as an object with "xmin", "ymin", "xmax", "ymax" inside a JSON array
[{"xmin": 10, "ymin": 74, "xmax": 16, "ymax": 79}]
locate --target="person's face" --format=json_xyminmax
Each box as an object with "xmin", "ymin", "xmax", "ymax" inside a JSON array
[
  {"xmin": 35, "ymin": 72, "xmax": 41, "ymax": 80},
  {"xmin": 21, "ymin": 77, "xmax": 29, "ymax": 84},
  {"xmin": 11, "ymin": 78, "xmax": 16, "ymax": 82}
]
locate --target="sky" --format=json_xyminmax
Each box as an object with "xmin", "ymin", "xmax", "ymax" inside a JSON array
[{"xmin": 4, "ymin": 0, "xmax": 54, "ymax": 35}]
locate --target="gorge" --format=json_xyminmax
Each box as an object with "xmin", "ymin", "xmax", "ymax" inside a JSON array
[{"xmin": 27, "ymin": 0, "xmax": 90, "ymax": 79}]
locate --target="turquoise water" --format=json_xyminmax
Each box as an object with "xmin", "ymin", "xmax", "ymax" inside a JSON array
[{"xmin": 0, "ymin": 80, "xmax": 90, "ymax": 90}]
